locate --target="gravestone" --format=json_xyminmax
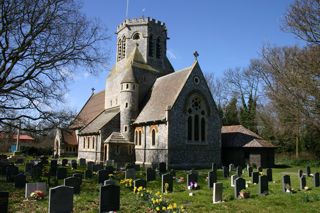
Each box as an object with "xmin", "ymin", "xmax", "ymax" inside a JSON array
[
  {"xmin": 208, "ymin": 171, "xmax": 217, "ymax": 188},
  {"xmin": 300, "ymin": 175, "xmax": 306, "ymax": 190},
  {"xmin": 31, "ymin": 164, "xmax": 42, "ymax": 181},
  {"xmin": 56, "ymin": 167, "xmax": 67, "ymax": 180},
  {"xmin": 161, "ymin": 173, "xmax": 173, "ymax": 193},
  {"xmin": 106, "ymin": 160, "xmax": 114, "ymax": 167},
  {"xmin": 49, "ymin": 165, "xmax": 57, "ymax": 177},
  {"xmin": 93, "ymin": 164, "xmax": 104, "ymax": 172},
  {"xmin": 125, "ymin": 168, "xmax": 136, "ymax": 179},
  {"xmin": 231, "ymin": 175, "xmax": 239, "ymax": 187},
  {"xmin": 134, "ymin": 164, "xmax": 141, "ymax": 171},
  {"xmin": 223, "ymin": 166, "xmax": 229, "ymax": 178},
  {"xmin": 105, "ymin": 166, "xmax": 114, "ymax": 177},
  {"xmin": 211, "ymin": 163, "xmax": 217, "ymax": 172},
  {"xmin": 99, "ymin": 184, "xmax": 120, "ymax": 213},
  {"xmin": 6, "ymin": 165, "xmax": 19, "ymax": 182},
  {"xmin": 0, "ymin": 192, "xmax": 9, "ymax": 213},
  {"xmin": 48, "ymin": 186, "xmax": 73, "ymax": 213},
  {"xmin": 259, "ymin": 175, "xmax": 269, "ymax": 195},
  {"xmin": 248, "ymin": 167, "xmax": 253, "ymax": 177},
  {"xmin": 306, "ymin": 166, "xmax": 311, "ymax": 177},
  {"xmin": 64, "ymin": 177, "xmax": 81, "ymax": 194},
  {"xmin": 134, "ymin": 179, "xmax": 147, "ymax": 189},
  {"xmin": 87, "ymin": 162, "xmax": 94, "ymax": 171},
  {"xmin": 72, "ymin": 173, "xmax": 83, "ymax": 185},
  {"xmin": 229, "ymin": 164, "xmax": 234, "ymax": 172},
  {"xmin": 158, "ymin": 162, "xmax": 167, "ymax": 174},
  {"xmin": 71, "ymin": 160, "xmax": 77, "ymax": 169},
  {"xmin": 146, "ymin": 168, "xmax": 156, "ymax": 182},
  {"xmin": 213, "ymin": 182, "xmax": 223, "ymax": 203},
  {"xmin": 14, "ymin": 173, "xmax": 26, "ymax": 188},
  {"xmin": 25, "ymin": 162, "xmax": 33, "ymax": 174},
  {"xmin": 79, "ymin": 158, "xmax": 86, "ymax": 167},
  {"xmin": 25, "ymin": 182, "xmax": 47, "ymax": 198},
  {"xmin": 234, "ymin": 177, "xmax": 246, "ymax": 199},
  {"xmin": 85, "ymin": 170, "xmax": 93, "ymax": 179},
  {"xmin": 15, "ymin": 158, "xmax": 24, "ymax": 164},
  {"xmin": 246, "ymin": 164, "xmax": 250, "ymax": 171},
  {"xmin": 98, "ymin": 170, "xmax": 108, "ymax": 184},
  {"xmin": 252, "ymin": 172, "xmax": 259, "ymax": 184},
  {"xmin": 282, "ymin": 175, "xmax": 291, "ymax": 192},
  {"xmin": 169, "ymin": 169, "xmax": 176, "ymax": 178},
  {"xmin": 258, "ymin": 167, "xmax": 263, "ymax": 172},
  {"xmin": 236, "ymin": 166, "xmax": 242, "ymax": 176},
  {"xmin": 298, "ymin": 169, "xmax": 303, "ymax": 178},
  {"xmin": 313, "ymin": 172, "xmax": 319, "ymax": 187},
  {"xmin": 61, "ymin": 159, "xmax": 68, "ymax": 166},
  {"xmin": 104, "ymin": 178, "xmax": 116, "ymax": 186},
  {"xmin": 187, "ymin": 171, "xmax": 198, "ymax": 187},
  {"xmin": 266, "ymin": 168, "xmax": 273, "ymax": 181},
  {"xmin": 50, "ymin": 160, "xmax": 58, "ymax": 168}
]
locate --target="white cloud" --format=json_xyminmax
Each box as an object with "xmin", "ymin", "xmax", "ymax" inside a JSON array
[{"xmin": 167, "ymin": 49, "xmax": 177, "ymax": 60}]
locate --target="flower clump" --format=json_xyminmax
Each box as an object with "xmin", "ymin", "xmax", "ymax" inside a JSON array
[
  {"xmin": 30, "ymin": 190, "xmax": 44, "ymax": 200},
  {"xmin": 120, "ymin": 178, "xmax": 133, "ymax": 188}
]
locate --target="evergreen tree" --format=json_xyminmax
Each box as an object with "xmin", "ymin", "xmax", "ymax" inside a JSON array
[{"xmin": 223, "ymin": 96, "xmax": 239, "ymax": 125}]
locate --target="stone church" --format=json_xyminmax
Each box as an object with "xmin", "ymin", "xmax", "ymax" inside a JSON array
[{"xmin": 56, "ymin": 17, "xmax": 222, "ymax": 169}]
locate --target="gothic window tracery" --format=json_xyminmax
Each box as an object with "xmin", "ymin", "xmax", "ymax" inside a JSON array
[
  {"xmin": 156, "ymin": 37, "xmax": 161, "ymax": 58},
  {"xmin": 122, "ymin": 36, "xmax": 126, "ymax": 59},
  {"xmin": 148, "ymin": 35, "xmax": 154, "ymax": 57}
]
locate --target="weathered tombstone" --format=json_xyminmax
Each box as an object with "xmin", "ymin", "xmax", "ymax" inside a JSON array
[
  {"xmin": 248, "ymin": 167, "xmax": 253, "ymax": 177},
  {"xmin": 98, "ymin": 170, "xmax": 108, "ymax": 184},
  {"xmin": 50, "ymin": 160, "xmax": 58, "ymax": 168},
  {"xmin": 213, "ymin": 182, "xmax": 223, "ymax": 203},
  {"xmin": 252, "ymin": 172, "xmax": 259, "ymax": 184},
  {"xmin": 313, "ymin": 172, "xmax": 320, "ymax": 187},
  {"xmin": 125, "ymin": 168, "xmax": 136, "ymax": 180},
  {"xmin": 234, "ymin": 177, "xmax": 246, "ymax": 199},
  {"xmin": 64, "ymin": 177, "xmax": 81, "ymax": 194},
  {"xmin": 298, "ymin": 169, "xmax": 303, "ymax": 178},
  {"xmin": 259, "ymin": 175, "xmax": 269, "ymax": 195},
  {"xmin": 211, "ymin": 163, "xmax": 217, "ymax": 172},
  {"xmin": 158, "ymin": 162, "xmax": 167, "ymax": 174},
  {"xmin": 25, "ymin": 182, "xmax": 47, "ymax": 198},
  {"xmin": 258, "ymin": 167, "xmax": 263, "ymax": 172},
  {"xmin": 134, "ymin": 179, "xmax": 147, "ymax": 189},
  {"xmin": 161, "ymin": 173, "xmax": 173, "ymax": 193},
  {"xmin": 31, "ymin": 164, "xmax": 42, "ymax": 181},
  {"xmin": 187, "ymin": 171, "xmax": 198, "ymax": 187},
  {"xmin": 48, "ymin": 186, "xmax": 73, "ymax": 213},
  {"xmin": 104, "ymin": 178, "xmax": 116, "ymax": 186},
  {"xmin": 6, "ymin": 165, "xmax": 19, "ymax": 182},
  {"xmin": 25, "ymin": 162, "xmax": 33, "ymax": 175},
  {"xmin": 14, "ymin": 173, "xmax": 26, "ymax": 188},
  {"xmin": 0, "ymin": 192, "xmax": 9, "ymax": 213},
  {"xmin": 56, "ymin": 167, "xmax": 67, "ymax": 180},
  {"xmin": 71, "ymin": 160, "xmax": 77, "ymax": 169},
  {"xmin": 208, "ymin": 171, "xmax": 217, "ymax": 188},
  {"xmin": 300, "ymin": 175, "xmax": 306, "ymax": 190},
  {"xmin": 72, "ymin": 173, "xmax": 83, "ymax": 185},
  {"xmin": 231, "ymin": 175, "xmax": 239, "ymax": 187},
  {"xmin": 306, "ymin": 166, "xmax": 311, "ymax": 177},
  {"xmin": 229, "ymin": 164, "xmax": 234, "ymax": 172},
  {"xmin": 105, "ymin": 166, "xmax": 114, "ymax": 177},
  {"xmin": 79, "ymin": 158, "xmax": 86, "ymax": 167},
  {"xmin": 282, "ymin": 175, "xmax": 291, "ymax": 192},
  {"xmin": 266, "ymin": 168, "xmax": 273, "ymax": 182},
  {"xmin": 146, "ymin": 168, "xmax": 156, "ymax": 182},
  {"xmin": 236, "ymin": 166, "xmax": 242, "ymax": 176},
  {"xmin": 85, "ymin": 170, "xmax": 93, "ymax": 179},
  {"xmin": 87, "ymin": 161, "xmax": 94, "ymax": 171},
  {"xmin": 93, "ymin": 164, "xmax": 104, "ymax": 172},
  {"xmin": 99, "ymin": 184, "xmax": 120, "ymax": 213},
  {"xmin": 223, "ymin": 166, "xmax": 229, "ymax": 178},
  {"xmin": 61, "ymin": 159, "xmax": 68, "ymax": 166}
]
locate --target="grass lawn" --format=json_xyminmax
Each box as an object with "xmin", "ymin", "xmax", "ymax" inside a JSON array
[{"xmin": 2, "ymin": 157, "xmax": 320, "ymax": 213}]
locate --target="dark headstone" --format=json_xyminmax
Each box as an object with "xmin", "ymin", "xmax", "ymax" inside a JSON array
[
  {"xmin": 213, "ymin": 182, "xmax": 223, "ymax": 203},
  {"xmin": 248, "ymin": 167, "xmax": 253, "ymax": 177},
  {"xmin": 259, "ymin": 175, "xmax": 268, "ymax": 195},
  {"xmin": 85, "ymin": 170, "xmax": 93, "ymax": 179},
  {"xmin": 72, "ymin": 173, "xmax": 83, "ymax": 185},
  {"xmin": 62, "ymin": 159, "xmax": 68, "ymax": 166},
  {"xmin": 236, "ymin": 166, "xmax": 242, "ymax": 176},
  {"xmin": 211, "ymin": 163, "xmax": 217, "ymax": 172},
  {"xmin": 231, "ymin": 175, "xmax": 239, "ymax": 187},
  {"xmin": 31, "ymin": 164, "xmax": 42, "ymax": 181},
  {"xmin": 208, "ymin": 171, "xmax": 217, "ymax": 188},
  {"xmin": 229, "ymin": 164, "xmax": 234, "ymax": 172},
  {"xmin": 258, "ymin": 167, "xmax": 263, "ymax": 172},
  {"xmin": 161, "ymin": 173, "xmax": 173, "ymax": 193},
  {"xmin": 282, "ymin": 175, "xmax": 291, "ymax": 192},
  {"xmin": 93, "ymin": 164, "xmax": 104, "ymax": 172},
  {"xmin": 298, "ymin": 169, "xmax": 303, "ymax": 178},
  {"xmin": 79, "ymin": 158, "xmax": 86, "ymax": 167},
  {"xmin": 234, "ymin": 177, "xmax": 246, "ymax": 199},
  {"xmin": 306, "ymin": 166, "xmax": 311, "ymax": 177},
  {"xmin": 134, "ymin": 179, "xmax": 147, "ymax": 189},
  {"xmin": 252, "ymin": 172, "xmax": 259, "ymax": 184},
  {"xmin": 25, "ymin": 162, "xmax": 33, "ymax": 175},
  {"xmin": 223, "ymin": 166, "xmax": 229, "ymax": 178},
  {"xmin": 125, "ymin": 168, "xmax": 136, "ymax": 179},
  {"xmin": 71, "ymin": 160, "xmax": 77, "ymax": 169},
  {"xmin": 14, "ymin": 173, "xmax": 26, "ymax": 188},
  {"xmin": 300, "ymin": 175, "xmax": 306, "ymax": 190},
  {"xmin": 266, "ymin": 168, "xmax": 272, "ymax": 182},
  {"xmin": 313, "ymin": 172, "xmax": 320, "ymax": 187},
  {"xmin": 105, "ymin": 166, "xmax": 114, "ymax": 177},
  {"xmin": 187, "ymin": 171, "xmax": 198, "ymax": 187},
  {"xmin": 50, "ymin": 160, "xmax": 58, "ymax": 168},
  {"xmin": 56, "ymin": 167, "xmax": 67, "ymax": 180},
  {"xmin": 87, "ymin": 162, "xmax": 94, "ymax": 171},
  {"xmin": 0, "ymin": 192, "xmax": 9, "ymax": 213},
  {"xmin": 15, "ymin": 158, "xmax": 24, "ymax": 164},
  {"xmin": 99, "ymin": 184, "xmax": 120, "ymax": 213},
  {"xmin": 158, "ymin": 162, "xmax": 167, "ymax": 174},
  {"xmin": 169, "ymin": 169, "xmax": 176, "ymax": 177},
  {"xmin": 146, "ymin": 168, "xmax": 156, "ymax": 182},
  {"xmin": 64, "ymin": 177, "xmax": 81, "ymax": 194},
  {"xmin": 48, "ymin": 186, "xmax": 73, "ymax": 213},
  {"xmin": 98, "ymin": 170, "xmax": 108, "ymax": 184},
  {"xmin": 6, "ymin": 165, "xmax": 19, "ymax": 182},
  {"xmin": 104, "ymin": 178, "xmax": 116, "ymax": 186}
]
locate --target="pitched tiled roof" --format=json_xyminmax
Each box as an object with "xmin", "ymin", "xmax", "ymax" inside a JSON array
[
  {"xmin": 134, "ymin": 62, "xmax": 196, "ymax": 124},
  {"xmin": 12, "ymin": 134, "xmax": 34, "ymax": 141},
  {"xmin": 69, "ymin": 90, "xmax": 105, "ymax": 129},
  {"xmin": 221, "ymin": 125, "xmax": 276, "ymax": 148},
  {"xmin": 61, "ymin": 129, "xmax": 77, "ymax": 145},
  {"xmin": 80, "ymin": 107, "xmax": 120, "ymax": 134}
]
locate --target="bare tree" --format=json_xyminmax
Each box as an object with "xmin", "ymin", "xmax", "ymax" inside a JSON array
[
  {"xmin": 204, "ymin": 72, "xmax": 226, "ymax": 106},
  {"xmin": 0, "ymin": 0, "xmax": 109, "ymax": 130}
]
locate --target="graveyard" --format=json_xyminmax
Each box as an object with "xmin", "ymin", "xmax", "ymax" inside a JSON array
[{"xmin": 1, "ymin": 154, "xmax": 320, "ymax": 212}]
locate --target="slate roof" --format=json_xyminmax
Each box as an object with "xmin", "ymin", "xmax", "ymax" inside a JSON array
[
  {"xmin": 134, "ymin": 62, "xmax": 196, "ymax": 124},
  {"xmin": 69, "ymin": 90, "xmax": 105, "ymax": 129},
  {"xmin": 80, "ymin": 107, "xmax": 120, "ymax": 134},
  {"xmin": 60, "ymin": 129, "xmax": 77, "ymax": 145},
  {"xmin": 221, "ymin": 125, "xmax": 276, "ymax": 148}
]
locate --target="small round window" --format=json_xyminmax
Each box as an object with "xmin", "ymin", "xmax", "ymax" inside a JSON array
[
  {"xmin": 133, "ymin": 33, "xmax": 140, "ymax": 40},
  {"xmin": 193, "ymin": 76, "xmax": 200, "ymax": 85}
]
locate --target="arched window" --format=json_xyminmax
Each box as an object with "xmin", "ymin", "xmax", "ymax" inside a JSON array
[
  {"xmin": 92, "ymin": 137, "xmax": 95, "ymax": 149},
  {"xmin": 156, "ymin": 37, "xmax": 161, "ymax": 58},
  {"xmin": 87, "ymin": 137, "xmax": 90, "ymax": 149},
  {"xmin": 186, "ymin": 94, "xmax": 208, "ymax": 143},
  {"xmin": 117, "ymin": 39, "xmax": 122, "ymax": 61},
  {"xmin": 151, "ymin": 129, "xmax": 156, "ymax": 146},
  {"xmin": 133, "ymin": 32, "xmax": 140, "ymax": 40},
  {"xmin": 148, "ymin": 35, "xmax": 154, "ymax": 57},
  {"xmin": 138, "ymin": 131, "xmax": 142, "ymax": 146},
  {"xmin": 135, "ymin": 130, "xmax": 138, "ymax": 145},
  {"xmin": 115, "ymin": 145, "xmax": 120, "ymax": 155},
  {"xmin": 83, "ymin": 138, "xmax": 86, "ymax": 149},
  {"xmin": 122, "ymin": 36, "xmax": 126, "ymax": 59}
]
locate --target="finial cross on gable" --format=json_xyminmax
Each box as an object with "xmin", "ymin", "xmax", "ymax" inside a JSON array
[
  {"xmin": 91, "ymin": 88, "xmax": 95, "ymax": 94},
  {"xmin": 193, "ymin": 51, "xmax": 199, "ymax": 60}
]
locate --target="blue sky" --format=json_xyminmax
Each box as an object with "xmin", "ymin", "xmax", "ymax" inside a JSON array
[{"xmin": 66, "ymin": 0, "xmax": 303, "ymax": 112}]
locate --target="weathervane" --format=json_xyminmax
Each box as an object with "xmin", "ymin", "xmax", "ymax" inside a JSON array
[{"xmin": 193, "ymin": 51, "xmax": 199, "ymax": 60}]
